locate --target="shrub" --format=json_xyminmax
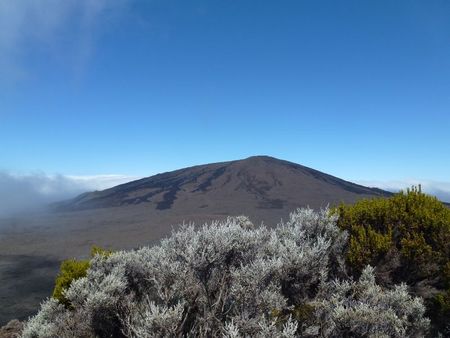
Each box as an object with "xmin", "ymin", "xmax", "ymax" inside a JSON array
[
  {"xmin": 314, "ymin": 266, "xmax": 429, "ymax": 337},
  {"xmin": 22, "ymin": 209, "xmax": 429, "ymax": 337},
  {"xmin": 52, "ymin": 258, "xmax": 90, "ymax": 307},
  {"xmin": 335, "ymin": 186, "xmax": 450, "ymax": 335},
  {"xmin": 336, "ymin": 186, "xmax": 450, "ymax": 281},
  {"xmin": 346, "ymin": 225, "xmax": 392, "ymax": 272},
  {"xmin": 52, "ymin": 246, "xmax": 112, "ymax": 307}
]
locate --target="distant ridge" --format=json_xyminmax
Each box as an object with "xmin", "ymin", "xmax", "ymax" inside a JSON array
[{"xmin": 55, "ymin": 156, "xmax": 392, "ymax": 217}]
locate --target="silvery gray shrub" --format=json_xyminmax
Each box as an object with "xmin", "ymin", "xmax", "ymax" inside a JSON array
[{"xmin": 22, "ymin": 208, "xmax": 429, "ymax": 337}]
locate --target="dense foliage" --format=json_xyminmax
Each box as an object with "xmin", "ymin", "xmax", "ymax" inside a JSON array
[
  {"xmin": 335, "ymin": 187, "xmax": 450, "ymax": 335},
  {"xmin": 52, "ymin": 258, "xmax": 89, "ymax": 307},
  {"xmin": 52, "ymin": 246, "xmax": 112, "ymax": 307},
  {"xmin": 22, "ymin": 209, "xmax": 429, "ymax": 337}
]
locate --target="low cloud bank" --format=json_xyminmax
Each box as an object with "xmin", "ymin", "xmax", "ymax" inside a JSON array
[
  {"xmin": 355, "ymin": 179, "xmax": 450, "ymax": 203},
  {"xmin": 0, "ymin": 172, "xmax": 139, "ymax": 217}
]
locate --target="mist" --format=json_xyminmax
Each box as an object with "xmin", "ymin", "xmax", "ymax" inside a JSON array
[{"xmin": 0, "ymin": 172, "xmax": 138, "ymax": 217}]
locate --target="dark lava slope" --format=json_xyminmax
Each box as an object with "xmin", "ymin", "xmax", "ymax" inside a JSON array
[{"xmin": 55, "ymin": 155, "xmax": 391, "ymax": 216}]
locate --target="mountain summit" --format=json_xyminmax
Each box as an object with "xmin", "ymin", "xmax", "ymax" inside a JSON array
[{"xmin": 56, "ymin": 156, "xmax": 390, "ymax": 220}]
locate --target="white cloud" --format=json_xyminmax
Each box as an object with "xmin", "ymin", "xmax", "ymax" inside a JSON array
[
  {"xmin": 0, "ymin": 171, "xmax": 140, "ymax": 216},
  {"xmin": 355, "ymin": 179, "xmax": 450, "ymax": 203},
  {"xmin": 65, "ymin": 174, "xmax": 141, "ymax": 191},
  {"xmin": 0, "ymin": 0, "xmax": 130, "ymax": 82}
]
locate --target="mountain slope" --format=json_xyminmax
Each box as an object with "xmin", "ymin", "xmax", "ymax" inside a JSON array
[{"xmin": 55, "ymin": 156, "xmax": 391, "ymax": 216}]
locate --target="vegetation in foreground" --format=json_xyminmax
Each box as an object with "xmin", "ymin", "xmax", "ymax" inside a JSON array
[
  {"xmin": 52, "ymin": 246, "xmax": 112, "ymax": 308},
  {"xmin": 22, "ymin": 205, "xmax": 431, "ymax": 337},
  {"xmin": 335, "ymin": 186, "xmax": 450, "ymax": 335}
]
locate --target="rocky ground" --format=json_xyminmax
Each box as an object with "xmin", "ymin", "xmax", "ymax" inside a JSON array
[{"xmin": 0, "ymin": 320, "xmax": 23, "ymax": 338}]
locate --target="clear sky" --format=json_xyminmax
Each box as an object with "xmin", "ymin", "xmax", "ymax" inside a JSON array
[{"xmin": 1, "ymin": 0, "xmax": 449, "ymax": 205}]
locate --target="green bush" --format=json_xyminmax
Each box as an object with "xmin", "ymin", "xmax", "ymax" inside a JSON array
[
  {"xmin": 336, "ymin": 186, "xmax": 450, "ymax": 280},
  {"xmin": 335, "ymin": 186, "xmax": 450, "ymax": 334},
  {"xmin": 52, "ymin": 246, "xmax": 112, "ymax": 307},
  {"xmin": 347, "ymin": 224, "xmax": 392, "ymax": 272},
  {"xmin": 52, "ymin": 259, "xmax": 90, "ymax": 307}
]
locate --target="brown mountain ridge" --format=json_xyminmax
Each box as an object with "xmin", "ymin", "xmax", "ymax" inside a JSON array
[{"xmin": 55, "ymin": 155, "xmax": 391, "ymax": 215}]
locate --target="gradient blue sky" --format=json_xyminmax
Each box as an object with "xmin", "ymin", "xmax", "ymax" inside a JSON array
[{"xmin": 1, "ymin": 0, "xmax": 449, "ymax": 201}]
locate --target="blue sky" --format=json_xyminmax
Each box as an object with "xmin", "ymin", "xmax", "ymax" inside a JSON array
[{"xmin": 1, "ymin": 0, "xmax": 449, "ymax": 205}]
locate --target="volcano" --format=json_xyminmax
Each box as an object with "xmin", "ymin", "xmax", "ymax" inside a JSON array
[
  {"xmin": 55, "ymin": 155, "xmax": 390, "ymax": 217},
  {"xmin": 1, "ymin": 155, "xmax": 393, "ymax": 260}
]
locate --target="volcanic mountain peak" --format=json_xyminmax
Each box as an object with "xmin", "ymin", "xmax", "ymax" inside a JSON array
[{"xmin": 55, "ymin": 156, "xmax": 391, "ymax": 213}]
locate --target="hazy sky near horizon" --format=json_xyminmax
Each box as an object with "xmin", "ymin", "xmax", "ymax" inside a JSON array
[{"xmin": 1, "ymin": 0, "xmax": 449, "ymax": 205}]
